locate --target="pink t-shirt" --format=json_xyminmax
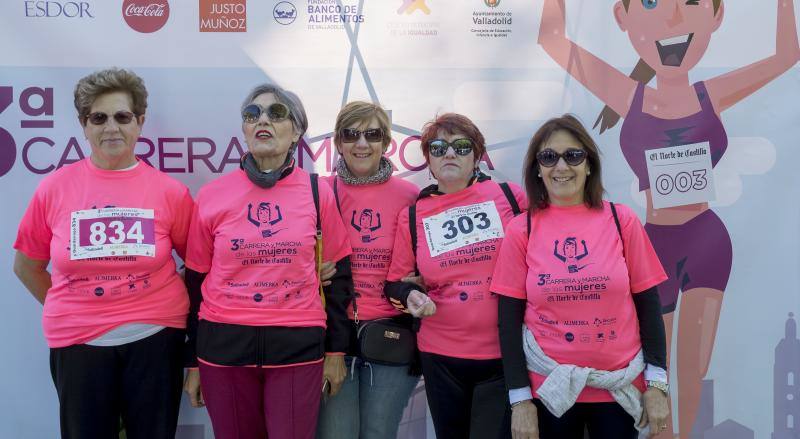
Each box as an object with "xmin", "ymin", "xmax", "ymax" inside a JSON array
[
  {"xmin": 322, "ymin": 175, "xmax": 419, "ymax": 321},
  {"xmin": 14, "ymin": 159, "xmax": 194, "ymax": 348},
  {"xmin": 186, "ymin": 167, "xmax": 351, "ymax": 328},
  {"xmin": 491, "ymin": 202, "xmax": 667, "ymax": 402},
  {"xmin": 387, "ymin": 180, "xmax": 527, "ymax": 359}
]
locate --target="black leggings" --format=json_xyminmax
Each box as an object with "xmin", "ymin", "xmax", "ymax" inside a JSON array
[
  {"xmin": 534, "ymin": 398, "xmax": 638, "ymax": 439},
  {"xmin": 420, "ymin": 352, "xmax": 511, "ymax": 439},
  {"xmin": 49, "ymin": 327, "xmax": 185, "ymax": 439}
]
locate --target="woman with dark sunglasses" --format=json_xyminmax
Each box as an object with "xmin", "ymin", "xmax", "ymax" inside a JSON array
[
  {"xmin": 315, "ymin": 101, "xmax": 421, "ymax": 439},
  {"xmin": 384, "ymin": 113, "xmax": 527, "ymax": 439},
  {"xmin": 13, "ymin": 68, "xmax": 194, "ymax": 439},
  {"xmin": 182, "ymin": 83, "xmax": 354, "ymax": 439},
  {"xmin": 491, "ymin": 114, "xmax": 669, "ymax": 439}
]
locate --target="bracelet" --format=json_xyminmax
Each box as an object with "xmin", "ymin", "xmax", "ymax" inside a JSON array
[{"xmin": 510, "ymin": 399, "xmax": 532, "ymax": 409}]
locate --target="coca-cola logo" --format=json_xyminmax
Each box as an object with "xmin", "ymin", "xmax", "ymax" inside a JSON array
[{"xmin": 122, "ymin": 0, "xmax": 169, "ymax": 33}]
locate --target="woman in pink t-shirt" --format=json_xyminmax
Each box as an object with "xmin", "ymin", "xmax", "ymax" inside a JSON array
[
  {"xmin": 181, "ymin": 84, "xmax": 353, "ymax": 439},
  {"xmin": 384, "ymin": 113, "xmax": 527, "ymax": 439},
  {"xmin": 13, "ymin": 68, "xmax": 193, "ymax": 439},
  {"xmin": 491, "ymin": 115, "xmax": 669, "ymax": 439},
  {"xmin": 316, "ymin": 101, "xmax": 421, "ymax": 439}
]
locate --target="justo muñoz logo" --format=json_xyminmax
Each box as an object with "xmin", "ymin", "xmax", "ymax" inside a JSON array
[{"xmin": 122, "ymin": 0, "xmax": 169, "ymax": 33}]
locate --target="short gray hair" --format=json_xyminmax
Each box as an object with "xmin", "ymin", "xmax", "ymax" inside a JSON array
[
  {"xmin": 74, "ymin": 68, "xmax": 147, "ymax": 126},
  {"xmin": 241, "ymin": 84, "xmax": 308, "ymax": 141}
]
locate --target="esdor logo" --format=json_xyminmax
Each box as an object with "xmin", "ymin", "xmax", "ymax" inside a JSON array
[{"xmin": 123, "ymin": 0, "xmax": 169, "ymax": 33}]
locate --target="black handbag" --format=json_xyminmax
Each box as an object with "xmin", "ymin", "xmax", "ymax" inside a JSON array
[{"xmin": 355, "ymin": 313, "xmax": 416, "ymax": 366}]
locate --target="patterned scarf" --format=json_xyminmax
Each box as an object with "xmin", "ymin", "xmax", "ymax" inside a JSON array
[{"xmin": 335, "ymin": 156, "xmax": 392, "ymax": 185}]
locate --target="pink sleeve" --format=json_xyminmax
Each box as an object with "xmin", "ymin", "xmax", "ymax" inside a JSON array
[
  {"xmin": 386, "ymin": 207, "xmax": 415, "ymax": 282},
  {"xmin": 14, "ymin": 188, "xmax": 52, "ymax": 260},
  {"xmin": 617, "ymin": 204, "xmax": 668, "ymax": 293},
  {"xmin": 319, "ymin": 184, "xmax": 351, "ymax": 262},
  {"xmin": 490, "ymin": 216, "xmax": 528, "ymax": 299},
  {"xmin": 185, "ymin": 200, "xmax": 214, "ymax": 273},
  {"xmin": 169, "ymin": 187, "xmax": 194, "ymax": 261}
]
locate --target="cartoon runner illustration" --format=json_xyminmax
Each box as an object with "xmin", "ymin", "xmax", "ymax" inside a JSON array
[
  {"xmin": 553, "ymin": 237, "xmax": 589, "ymax": 273},
  {"xmin": 247, "ymin": 202, "xmax": 285, "ymax": 237},
  {"xmin": 538, "ymin": 1, "xmax": 799, "ymax": 436},
  {"xmin": 351, "ymin": 208, "xmax": 382, "ymax": 243}
]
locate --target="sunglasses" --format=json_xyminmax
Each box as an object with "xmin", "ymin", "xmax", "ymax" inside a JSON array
[
  {"xmin": 242, "ymin": 102, "xmax": 291, "ymax": 124},
  {"xmin": 428, "ymin": 138, "xmax": 475, "ymax": 157},
  {"xmin": 86, "ymin": 111, "xmax": 136, "ymax": 126},
  {"xmin": 340, "ymin": 128, "xmax": 384, "ymax": 143},
  {"xmin": 536, "ymin": 148, "xmax": 587, "ymax": 167}
]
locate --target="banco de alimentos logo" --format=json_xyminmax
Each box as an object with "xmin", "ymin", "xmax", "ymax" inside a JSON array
[{"xmin": 273, "ymin": 1, "xmax": 296, "ymax": 25}]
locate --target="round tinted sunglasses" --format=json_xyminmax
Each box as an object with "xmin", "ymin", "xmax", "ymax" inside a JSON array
[
  {"xmin": 242, "ymin": 102, "xmax": 291, "ymax": 124},
  {"xmin": 340, "ymin": 128, "xmax": 384, "ymax": 143},
  {"xmin": 86, "ymin": 111, "xmax": 136, "ymax": 126},
  {"xmin": 428, "ymin": 138, "xmax": 475, "ymax": 157},
  {"xmin": 536, "ymin": 148, "xmax": 587, "ymax": 167}
]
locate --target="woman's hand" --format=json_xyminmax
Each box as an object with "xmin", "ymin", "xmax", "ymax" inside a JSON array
[
  {"xmin": 401, "ymin": 271, "xmax": 425, "ymax": 288},
  {"xmin": 406, "ymin": 290, "xmax": 436, "ymax": 318},
  {"xmin": 183, "ymin": 369, "xmax": 205, "ymax": 408},
  {"xmin": 319, "ymin": 261, "xmax": 336, "ymax": 287},
  {"xmin": 511, "ymin": 400, "xmax": 539, "ymax": 439},
  {"xmin": 323, "ymin": 354, "xmax": 347, "ymax": 396},
  {"xmin": 639, "ymin": 387, "xmax": 670, "ymax": 437}
]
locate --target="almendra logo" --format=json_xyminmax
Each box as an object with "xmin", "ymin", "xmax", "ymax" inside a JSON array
[{"xmin": 397, "ymin": 0, "xmax": 429, "ymax": 15}]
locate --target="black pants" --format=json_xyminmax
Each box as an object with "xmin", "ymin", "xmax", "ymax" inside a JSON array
[
  {"xmin": 534, "ymin": 398, "xmax": 638, "ymax": 439},
  {"xmin": 420, "ymin": 352, "xmax": 511, "ymax": 439},
  {"xmin": 49, "ymin": 327, "xmax": 185, "ymax": 439}
]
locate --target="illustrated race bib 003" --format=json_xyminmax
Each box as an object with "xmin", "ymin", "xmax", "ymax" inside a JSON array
[
  {"xmin": 645, "ymin": 141, "xmax": 716, "ymax": 209},
  {"xmin": 70, "ymin": 207, "xmax": 156, "ymax": 260},
  {"xmin": 422, "ymin": 201, "xmax": 504, "ymax": 257}
]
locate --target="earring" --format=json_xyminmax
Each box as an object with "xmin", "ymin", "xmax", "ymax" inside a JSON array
[
  {"xmin": 537, "ymin": 173, "xmax": 542, "ymax": 178},
  {"xmin": 587, "ymin": 170, "xmax": 591, "ymax": 175}
]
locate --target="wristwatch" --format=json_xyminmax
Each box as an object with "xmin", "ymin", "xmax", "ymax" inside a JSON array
[{"xmin": 646, "ymin": 380, "xmax": 669, "ymax": 395}]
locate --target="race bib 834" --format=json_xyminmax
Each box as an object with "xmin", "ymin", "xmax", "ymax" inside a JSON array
[{"xmin": 70, "ymin": 207, "xmax": 156, "ymax": 260}]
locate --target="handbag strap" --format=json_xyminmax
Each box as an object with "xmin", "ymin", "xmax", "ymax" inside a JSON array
[
  {"xmin": 310, "ymin": 173, "xmax": 325, "ymax": 307},
  {"xmin": 333, "ymin": 176, "xmax": 360, "ymax": 324}
]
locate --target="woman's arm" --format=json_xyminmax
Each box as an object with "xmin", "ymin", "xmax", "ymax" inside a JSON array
[
  {"xmin": 538, "ymin": 0, "xmax": 637, "ymax": 117},
  {"xmin": 323, "ymin": 256, "xmax": 354, "ymax": 354},
  {"xmin": 498, "ymin": 295, "xmax": 531, "ymax": 393},
  {"xmin": 12, "ymin": 251, "xmax": 51, "ymax": 305},
  {"xmin": 706, "ymin": 0, "xmax": 800, "ymax": 112},
  {"xmin": 632, "ymin": 286, "xmax": 667, "ymax": 372}
]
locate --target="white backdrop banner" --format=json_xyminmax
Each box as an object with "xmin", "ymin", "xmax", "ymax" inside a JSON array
[{"xmin": 1, "ymin": 1, "xmax": 799, "ymax": 438}]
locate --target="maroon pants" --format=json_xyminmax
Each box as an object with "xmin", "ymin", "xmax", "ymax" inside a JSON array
[{"xmin": 199, "ymin": 361, "xmax": 324, "ymax": 439}]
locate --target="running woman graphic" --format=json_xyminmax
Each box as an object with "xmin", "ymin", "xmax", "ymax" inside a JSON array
[
  {"xmin": 538, "ymin": 1, "xmax": 800, "ymax": 437},
  {"xmin": 553, "ymin": 237, "xmax": 589, "ymax": 273},
  {"xmin": 350, "ymin": 208, "xmax": 382, "ymax": 243},
  {"xmin": 247, "ymin": 202, "xmax": 285, "ymax": 237}
]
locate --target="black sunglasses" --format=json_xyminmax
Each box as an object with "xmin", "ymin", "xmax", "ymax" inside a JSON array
[
  {"xmin": 242, "ymin": 102, "xmax": 291, "ymax": 124},
  {"xmin": 428, "ymin": 138, "xmax": 475, "ymax": 157},
  {"xmin": 536, "ymin": 148, "xmax": 587, "ymax": 167},
  {"xmin": 86, "ymin": 111, "xmax": 136, "ymax": 126},
  {"xmin": 340, "ymin": 128, "xmax": 384, "ymax": 143}
]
